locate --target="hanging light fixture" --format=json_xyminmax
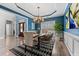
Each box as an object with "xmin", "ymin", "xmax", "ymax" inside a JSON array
[{"xmin": 33, "ymin": 6, "xmax": 44, "ymax": 23}]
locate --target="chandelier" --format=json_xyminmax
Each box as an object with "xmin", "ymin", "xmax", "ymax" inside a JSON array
[{"xmin": 33, "ymin": 6, "xmax": 44, "ymax": 23}]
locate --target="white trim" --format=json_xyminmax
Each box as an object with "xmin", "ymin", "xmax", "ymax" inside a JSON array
[{"xmin": 64, "ymin": 32, "xmax": 79, "ymax": 41}]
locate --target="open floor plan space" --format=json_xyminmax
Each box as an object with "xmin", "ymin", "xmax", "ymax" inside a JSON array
[{"xmin": 0, "ymin": 3, "xmax": 79, "ymax": 56}]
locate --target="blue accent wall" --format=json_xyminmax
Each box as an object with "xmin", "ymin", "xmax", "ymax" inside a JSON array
[
  {"xmin": 54, "ymin": 16, "xmax": 64, "ymax": 27},
  {"xmin": 28, "ymin": 18, "xmax": 35, "ymax": 31},
  {"xmin": 45, "ymin": 16, "xmax": 64, "ymax": 22},
  {"xmin": 64, "ymin": 3, "xmax": 79, "ymax": 36},
  {"xmin": 35, "ymin": 23, "xmax": 41, "ymax": 31}
]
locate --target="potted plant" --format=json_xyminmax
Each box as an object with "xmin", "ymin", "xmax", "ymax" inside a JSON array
[{"xmin": 54, "ymin": 22, "xmax": 64, "ymax": 40}]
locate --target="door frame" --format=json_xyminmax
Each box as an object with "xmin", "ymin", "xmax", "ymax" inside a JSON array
[
  {"xmin": 5, "ymin": 20, "xmax": 13, "ymax": 38},
  {"xmin": 18, "ymin": 22, "xmax": 25, "ymax": 36}
]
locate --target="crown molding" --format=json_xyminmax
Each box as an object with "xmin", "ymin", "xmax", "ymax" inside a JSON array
[{"xmin": 15, "ymin": 3, "xmax": 57, "ymax": 17}]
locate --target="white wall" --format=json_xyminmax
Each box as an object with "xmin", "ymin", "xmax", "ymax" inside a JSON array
[
  {"xmin": 64, "ymin": 32, "xmax": 79, "ymax": 56},
  {"xmin": 41, "ymin": 20, "xmax": 55, "ymax": 34},
  {"xmin": 0, "ymin": 9, "xmax": 16, "ymax": 39},
  {"xmin": 41, "ymin": 21, "xmax": 55, "ymax": 30}
]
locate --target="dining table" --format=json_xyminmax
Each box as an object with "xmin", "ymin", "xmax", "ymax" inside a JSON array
[{"xmin": 33, "ymin": 33, "xmax": 46, "ymax": 49}]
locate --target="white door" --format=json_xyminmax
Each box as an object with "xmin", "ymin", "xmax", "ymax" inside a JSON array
[{"xmin": 6, "ymin": 24, "xmax": 12, "ymax": 36}]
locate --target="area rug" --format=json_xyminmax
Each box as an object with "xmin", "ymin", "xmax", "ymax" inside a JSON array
[{"xmin": 10, "ymin": 42, "xmax": 53, "ymax": 56}]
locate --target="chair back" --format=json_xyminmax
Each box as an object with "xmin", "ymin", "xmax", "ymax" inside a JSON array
[
  {"xmin": 40, "ymin": 33, "xmax": 53, "ymax": 41},
  {"xmin": 24, "ymin": 32, "xmax": 34, "ymax": 47}
]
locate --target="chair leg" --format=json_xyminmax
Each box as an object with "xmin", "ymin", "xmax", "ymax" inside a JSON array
[{"xmin": 25, "ymin": 45, "xmax": 26, "ymax": 53}]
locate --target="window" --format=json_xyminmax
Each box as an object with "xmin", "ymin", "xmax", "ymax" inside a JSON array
[{"xmin": 32, "ymin": 22, "xmax": 35, "ymax": 29}]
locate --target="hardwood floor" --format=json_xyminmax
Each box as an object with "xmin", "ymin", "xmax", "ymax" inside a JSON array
[
  {"xmin": 0, "ymin": 36, "xmax": 70, "ymax": 56},
  {"xmin": 60, "ymin": 41, "xmax": 70, "ymax": 56},
  {"xmin": 52, "ymin": 40, "xmax": 70, "ymax": 56}
]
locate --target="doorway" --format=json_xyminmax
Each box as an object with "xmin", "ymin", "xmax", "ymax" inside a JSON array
[
  {"xmin": 6, "ymin": 24, "xmax": 12, "ymax": 36},
  {"xmin": 5, "ymin": 20, "xmax": 13, "ymax": 38},
  {"xmin": 18, "ymin": 22, "xmax": 25, "ymax": 37}
]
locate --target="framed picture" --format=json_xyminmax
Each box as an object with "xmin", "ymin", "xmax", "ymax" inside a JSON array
[
  {"xmin": 69, "ymin": 3, "xmax": 79, "ymax": 29},
  {"xmin": 65, "ymin": 3, "xmax": 79, "ymax": 29}
]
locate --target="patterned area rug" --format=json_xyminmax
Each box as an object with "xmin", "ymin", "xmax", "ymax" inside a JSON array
[{"xmin": 10, "ymin": 41, "xmax": 53, "ymax": 56}]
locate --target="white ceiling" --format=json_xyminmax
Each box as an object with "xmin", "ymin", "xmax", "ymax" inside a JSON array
[
  {"xmin": 16, "ymin": 3, "xmax": 67, "ymax": 18},
  {"xmin": 0, "ymin": 3, "xmax": 67, "ymax": 18}
]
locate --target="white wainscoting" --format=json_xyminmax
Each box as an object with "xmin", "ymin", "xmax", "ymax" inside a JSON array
[{"xmin": 64, "ymin": 32, "xmax": 79, "ymax": 56}]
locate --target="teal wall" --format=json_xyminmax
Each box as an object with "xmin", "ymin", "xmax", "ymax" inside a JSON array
[
  {"xmin": 28, "ymin": 18, "xmax": 35, "ymax": 31},
  {"xmin": 35, "ymin": 23, "xmax": 41, "ymax": 30},
  {"xmin": 64, "ymin": 3, "xmax": 79, "ymax": 36}
]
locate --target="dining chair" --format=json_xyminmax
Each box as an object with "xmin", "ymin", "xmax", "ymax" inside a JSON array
[
  {"xmin": 24, "ymin": 32, "xmax": 34, "ymax": 47},
  {"xmin": 40, "ymin": 33, "xmax": 54, "ymax": 50}
]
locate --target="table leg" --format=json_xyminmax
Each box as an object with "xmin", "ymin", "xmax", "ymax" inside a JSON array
[
  {"xmin": 25, "ymin": 45, "xmax": 27, "ymax": 53},
  {"xmin": 38, "ymin": 37, "xmax": 40, "ymax": 49}
]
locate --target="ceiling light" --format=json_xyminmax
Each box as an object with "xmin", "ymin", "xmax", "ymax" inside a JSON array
[{"xmin": 33, "ymin": 6, "xmax": 44, "ymax": 23}]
